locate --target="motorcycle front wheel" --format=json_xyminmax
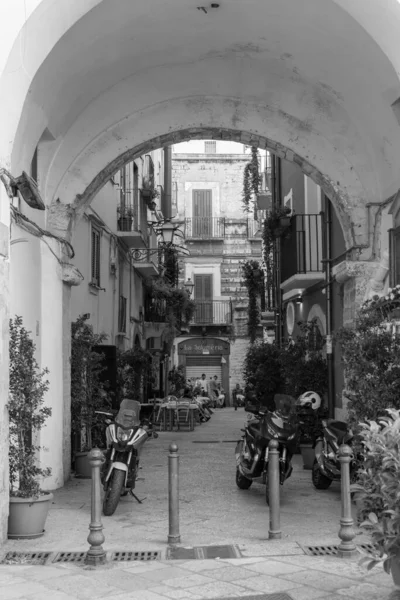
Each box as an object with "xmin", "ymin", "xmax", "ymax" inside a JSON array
[
  {"xmin": 312, "ymin": 459, "xmax": 333, "ymax": 490},
  {"xmin": 236, "ymin": 467, "xmax": 252, "ymax": 489},
  {"xmin": 103, "ymin": 468, "xmax": 125, "ymax": 516}
]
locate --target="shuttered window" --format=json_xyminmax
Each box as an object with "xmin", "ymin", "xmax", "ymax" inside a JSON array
[
  {"xmin": 193, "ymin": 189, "xmax": 212, "ymax": 236},
  {"xmin": 91, "ymin": 227, "xmax": 101, "ymax": 286},
  {"xmin": 204, "ymin": 141, "xmax": 216, "ymax": 153},
  {"xmin": 194, "ymin": 274, "xmax": 213, "ymax": 299}
]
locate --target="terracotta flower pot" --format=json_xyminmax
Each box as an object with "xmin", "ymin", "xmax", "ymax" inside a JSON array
[
  {"xmin": 300, "ymin": 443, "xmax": 315, "ymax": 470},
  {"xmin": 8, "ymin": 493, "xmax": 53, "ymax": 539}
]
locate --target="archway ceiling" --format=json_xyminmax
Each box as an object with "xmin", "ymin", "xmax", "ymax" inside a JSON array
[{"xmin": 9, "ymin": 0, "xmax": 400, "ymax": 211}]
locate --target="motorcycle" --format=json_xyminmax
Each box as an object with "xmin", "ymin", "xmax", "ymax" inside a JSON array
[
  {"xmin": 312, "ymin": 417, "xmax": 354, "ymax": 490},
  {"xmin": 96, "ymin": 398, "xmax": 158, "ymax": 516},
  {"xmin": 235, "ymin": 394, "xmax": 300, "ymax": 504}
]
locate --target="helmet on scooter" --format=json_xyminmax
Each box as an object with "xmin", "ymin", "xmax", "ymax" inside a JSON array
[{"xmin": 297, "ymin": 391, "xmax": 321, "ymax": 410}]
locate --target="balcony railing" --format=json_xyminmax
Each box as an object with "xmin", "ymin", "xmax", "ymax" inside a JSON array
[
  {"xmin": 192, "ymin": 300, "xmax": 232, "ymax": 324},
  {"xmin": 281, "ymin": 214, "xmax": 323, "ymax": 282},
  {"xmin": 117, "ymin": 205, "xmax": 139, "ymax": 231},
  {"xmin": 185, "ymin": 218, "xmax": 261, "ymax": 239}
]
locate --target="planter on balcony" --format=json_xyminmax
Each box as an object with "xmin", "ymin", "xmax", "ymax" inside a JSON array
[
  {"xmin": 279, "ymin": 216, "xmax": 291, "ymax": 229},
  {"xmin": 118, "ymin": 216, "xmax": 133, "ymax": 231}
]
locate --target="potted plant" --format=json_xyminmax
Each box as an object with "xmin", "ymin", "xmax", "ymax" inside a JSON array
[
  {"xmin": 8, "ymin": 316, "xmax": 53, "ymax": 539},
  {"xmin": 256, "ymin": 192, "xmax": 272, "ymax": 211},
  {"xmin": 71, "ymin": 315, "xmax": 110, "ymax": 478},
  {"xmin": 351, "ymin": 409, "xmax": 400, "ymax": 585},
  {"xmin": 141, "ymin": 185, "xmax": 160, "ymax": 210},
  {"xmin": 117, "ymin": 205, "xmax": 135, "ymax": 231}
]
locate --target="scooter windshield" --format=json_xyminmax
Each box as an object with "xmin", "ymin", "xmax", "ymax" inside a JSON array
[{"xmin": 115, "ymin": 399, "xmax": 141, "ymax": 428}]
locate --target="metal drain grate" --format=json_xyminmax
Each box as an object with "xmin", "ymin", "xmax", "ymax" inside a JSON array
[
  {"xmin": 167, "ymin": 545, "xmax": 241, "ymax": 560},
  {"xmin": 111, "ymin": 551, "xmax": 161, "ymax": 562},
  {"xmin": 359, "ymin": 543, "xmax": 378, "ymax": 555},
  {"xmin": 303, "ymin": 545, "xmax": 339, "ymax": 556},
  {"xmin": 215, "ymin": 594, "xmax": 293, "ymax": 600},
  {"xmin": 1, "ymin": 551, "xmax": 51, "ymax": 565},
  {"xmin": 53, "ymin": 552, "xmax": 87, "ymax": 564}
]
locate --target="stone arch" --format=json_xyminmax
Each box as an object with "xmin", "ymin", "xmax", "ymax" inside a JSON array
[{"xmin": 50, "ymin": 123, "xmax": 358, "ymax": 250}]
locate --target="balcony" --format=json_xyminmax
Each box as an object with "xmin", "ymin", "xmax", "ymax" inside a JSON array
[
  {"xmin": 192, "ymin": 300, "xmax": 232, "ymax": 325},
  {"xmin": 280, "ymin": 214, "xmax": 325, "ymax": 299},
  {"xmin": 117, "ymin": 191, "xmax": 148, "ymax": 248},
  {"xmin": 185, "ymin": 218, "xmax": 261, "ymax": 240},
  {"xmin": 131, "ymin": 248, "xmax": 160, "ymax": 278}
]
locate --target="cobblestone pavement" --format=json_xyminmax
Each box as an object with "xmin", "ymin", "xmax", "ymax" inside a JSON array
[{"xmin": 1, "ymin": 408, "xmax": 397, "ymax": 599}]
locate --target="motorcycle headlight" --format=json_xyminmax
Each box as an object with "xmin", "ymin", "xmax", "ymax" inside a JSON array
[{"xmin": 117, "ymin": 428, "xmax": 132, "ymax": 443}]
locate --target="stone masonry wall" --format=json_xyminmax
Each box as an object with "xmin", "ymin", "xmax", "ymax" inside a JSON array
[{"xmin": 229, "ymin": 338, "xmax": 250, "ymax": 391}]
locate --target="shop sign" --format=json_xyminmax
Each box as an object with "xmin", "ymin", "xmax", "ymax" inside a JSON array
[{"xmin": 178, "ymin": 338, "xmax": 230, "ymax": 355}]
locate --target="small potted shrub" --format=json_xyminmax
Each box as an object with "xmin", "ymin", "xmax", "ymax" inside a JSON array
[
  {"xmin": 351, "ymin": 409, "xmax": 400, "ymax": 585},
  {"xmin": 8, "ymin": 316, "xmax": 53, "ymax": 538}
]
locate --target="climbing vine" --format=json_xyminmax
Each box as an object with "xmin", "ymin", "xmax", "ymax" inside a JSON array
[
  {"xmin": 242, "ymin": 146, "xmax": 261, "ymax": 213},
  {"xmin": 241, "ymin": 260, "xmax": 264, "ymax": 343}
]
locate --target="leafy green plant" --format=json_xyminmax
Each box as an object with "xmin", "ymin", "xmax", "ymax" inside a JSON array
[
  {"xmin": 8, "ymin": 316, "xmax": 51, "ymax": 498},
  {"xmin": 117, "ymin": 345, "xmax": 153, "ymax": 401},
  {"xmin": 71, "ymin": 315, "xmax": 110, "ymax": 452},
  {"xmin": 241, "ymin": 260, "xmax": 264, "ymax": 343},
  {"xmin": 242, "ymin": 146, "xmax": 261, "ymax": 213},
  {"xmin": 145, "ymin": 278, "xmax": 196, "ymax": 342},
  {"xmin": 167, "ymin": 365, "xmax": 186, "ymax": 397},
  {"xmin": 335, "ymin": 305, "xmax": 400, "ymax": 429},
  {"xmin": 243, "ymin": 341, "xmax": 282, "ymax": 409},
  {"xmin": 351, "ymin": 409, "xmax": 400, "ymax": 575}
]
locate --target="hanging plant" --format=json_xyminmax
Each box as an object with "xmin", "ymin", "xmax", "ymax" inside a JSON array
[
  {"xmin": 241, "ymin": 260, "xmax": 264, "ymax": 343},
  {"xmin": 145, "ymin": 278, "xmax": 196, "ymax": 343},
  {"xmin": 262, "ymin": 206, "xmax": 292, "ymax": 308},
  {"xmin": 242, "ymin": 146, "xmax": 261, "ymax": 213}
]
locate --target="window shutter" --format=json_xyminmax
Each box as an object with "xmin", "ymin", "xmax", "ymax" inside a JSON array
[
  {"xmin": 194, "ymin": 274, "xmax": 213, "ymax": 299},
  {"xmin": 91, "ymin": 228, "xmax": 100, "ymax": 286}
]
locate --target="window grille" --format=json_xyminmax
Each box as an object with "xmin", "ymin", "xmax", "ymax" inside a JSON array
[
  {"xmin": 204, "ymin": 141, "xmax": 216, "ymax": 153},
  {"xmin": 91, "ymin": 227, "xmax": 101, "ymax": 286}
]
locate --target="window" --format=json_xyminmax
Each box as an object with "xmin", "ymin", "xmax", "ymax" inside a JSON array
[
  {"xmin": 194, "ymin": 274, "xmax": 213, "ymax": 322},
  {"xmin": 91, "ymin": 227, "xmax": 101, "ymax": 286},
  {"xmin": 204, "ymin": 141, "xmax": 216, "ymax": 154},
  {"xmin": 192, "ymin": 189, "xmax": 212, "ymax": 236},
  {"xmin": 118, "ymin": 295, "xmax": 127, "ymax": 333}
]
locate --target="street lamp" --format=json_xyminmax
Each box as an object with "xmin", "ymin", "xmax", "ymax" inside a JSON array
[
  {"xmin": 130, "ymin": 218, "xmax": 188, "ymax": 262},
  {"xmin": 184, "ymin": 277, "xmax": 195, "ymax": 297}
]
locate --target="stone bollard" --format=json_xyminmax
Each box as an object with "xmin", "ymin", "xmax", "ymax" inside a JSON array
[
  {"xmin": 85, "ymin": 448, "xmax": 106, "ymax": 566},
  {"xmin": 337, "ymin": 444, "xmax": 358, "ymax": 558},
  {"xmin": 168, "ymin": 443, "xmax": 181, "ymax": 545},
  {"xmin": 268, "ymin": 439, "xmax": 282, "ymax": 540}
]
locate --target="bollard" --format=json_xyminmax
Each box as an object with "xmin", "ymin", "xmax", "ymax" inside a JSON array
[
  {"xmin": 337, "ymin": 444, "xmax": 358, "ymax": 558},
  {"xmin": 168, "ymin": 442, "xmax": 181, "ymax": 545},
  {"xmin": 268, "ymin": 439, "xmax": 282, "ymax": 540},
  {"xmin": 85, "ymin": 448, "xmax": 107, "ymax": 566}
]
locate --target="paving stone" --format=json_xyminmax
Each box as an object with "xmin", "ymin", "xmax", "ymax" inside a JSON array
[
  {"xmin": 177, "ymin": 560, "xmax": 232, "ymax": 572},
  {"xmin": 182, "ymin": 580, "xmax": 251, "ymax": 599},
  {"xmin": 140, "ymin": 566, "xmax": 196, "ymax": 582},
  {"xmin": 0, "ymin": 580, "xmax": 51, "ymax": 599},
  {"xmin": 40, "ymin": 573, "xmax": 123, "ymax": 599},
  {"xmin": 234, "ymin": 575, "xmax": 299, "ymax": 593},
  {"xmin": 335, "ymin": 581, "xmax": 390, "ymax": 599},
  {"xmin": 243, "ymin": 561, "xmax": 306, "ymax": 576},
  {"xmin": 161, "ymin": 573, "xmax": 215, "ymax": 588},
  {"xmin": 200, "ymin": 566, "xmax": 259, "ymax": 581},
  {"xmin": 278, "ymin": 571, "xmax": 357, "ymax": 592},
  {"xmin": 287, "ymin": 587, "xmax": 331, "ymax": 600}
]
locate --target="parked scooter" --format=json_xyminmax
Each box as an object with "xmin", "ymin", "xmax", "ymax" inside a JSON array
[
  {"xmin": 96, "ymin": 398, "xmax": 158, "ymax": 516},
  {"xmin": 235, "ymin": 394, "xmax": 300, "ymax": 504},
  {"xmin": 312, "ymin": 414, "xmax": 354, "ymax": 490}
]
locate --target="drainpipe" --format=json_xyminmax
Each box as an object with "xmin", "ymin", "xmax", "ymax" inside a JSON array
[
  {"xmin": 325, "ymin": 201, "xmax": 335, "ymax": 418},
  {"xmin": 163, "ymin": 145, "xmax": 172, "ymax": 219},
  {"xmin": 274, "ymin": 157, "xmax": 283, "ymax": 346}
]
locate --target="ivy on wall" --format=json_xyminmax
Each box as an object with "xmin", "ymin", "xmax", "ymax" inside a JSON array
[
  {"xmin": 241, "ymin": 259, "xmax": 264, "ymax": 343},
  {"xmin": 242, "ymin": 146, "xmax": 261, "ymax": 213}
]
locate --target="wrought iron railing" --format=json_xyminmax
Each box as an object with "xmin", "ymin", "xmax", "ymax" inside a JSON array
[
  {"xmin": 281, "ymin": 214, "xmax": 323, "ymax": 282},
  {"xmin": 192, "ymin": 300, "xmax": 232, "ymax": 324},
  {"xmin": 185, "ymin": 218, "xmax": 261, "ymax": 239}
]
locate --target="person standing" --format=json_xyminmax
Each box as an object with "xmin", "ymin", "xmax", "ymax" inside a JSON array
[{"xmin": 209, "ymin": 375, "xmax": 219, "ymax": 407}]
